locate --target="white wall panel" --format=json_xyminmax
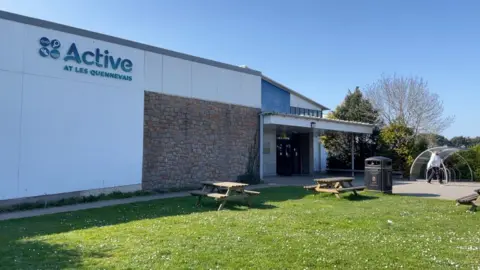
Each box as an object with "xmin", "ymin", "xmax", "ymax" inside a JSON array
[
  {"xmin": 22, "ymin": 24, "xmax": 145, "ymax": 90},
  {"xmin": 163, "ymin": 55, "xmax": 192, "ymax": 97},
  {"xmin": 191, "ymin": 62, "xmax": 218, "ymax": 101},
  {"xmin": 151, "ymin": 55, "xmax": 262, "ymax": 108},
  {"xmin": 241, "ymin": 74, "xmax": 262, "ymax": 108},
  {"xmin": 263, "ymin": 129, "xmax": 277, "ymax": 176},
  {"xmin": 0, "ymin": 19, "xmax": 24, "ymax": 73},
  {"xmin": 291, "ymin": 94, "xmax": 323, "ymax": 110},
  {"xmin": 217, "ymin": 68, "xmax": 242, "ymax": 105},
  {"xmin": 144, "ymin": 51, "xmax": 163, "ymax": 93},
  {"xmin": 18, "ymin": 75, "xmax": 143, "ymax": 198},
  {"xmin": 0, "ymin": 71, "xmax": 23, "ymax": 200}
]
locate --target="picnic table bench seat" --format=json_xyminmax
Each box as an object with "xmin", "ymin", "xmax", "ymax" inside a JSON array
[
  {"xmin": 190, "ymin": 191, "xmax": 227, "ymax": 199},
  {"xmin": 456, "ymin": 193, "xmax": 478, "ymax": 212},
  {"xmin": 304, "ymin": 184, "xmax": 328, "ymax": 190},
  {"xmin": 314, "ymin": 186, "xmax": 365, "ymax": 194},
  {"xmin": 304, "ymin": 185, "xmax": 318, "ymax": 190},
  {"xmin": 243, "ymin": 190, "xmax": 260, "ymax": 195},
  {"xmin": 337, "ymin": 186, "xmax": 366, "ymax": 192}
]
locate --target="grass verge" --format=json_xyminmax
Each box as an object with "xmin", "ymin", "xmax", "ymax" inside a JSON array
[{"xmin": 0, "ymin": 187, "xmax": 478, "ymax": 269}]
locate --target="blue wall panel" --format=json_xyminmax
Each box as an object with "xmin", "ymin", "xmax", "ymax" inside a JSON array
[{"xmin": 261, "ymin": 80, "xmax": 290, "ymax": 113}]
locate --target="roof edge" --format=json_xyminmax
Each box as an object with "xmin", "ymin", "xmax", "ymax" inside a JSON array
[
  {"xmin": 0, "ymin": 10, "xmax": 262, "ymax": 76},
  {"xmin": 261, "ymin": 75, "xmax": 330, "ymax": 111},
  {"xmin": 264, "ymin": 112, "xmax": 375, "ymax": 127}
]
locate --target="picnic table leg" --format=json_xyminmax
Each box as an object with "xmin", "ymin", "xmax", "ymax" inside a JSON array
[
  {"xmin": 217, "ymin": 200, "xmax": 227, "ymax": 211},
  {"xmin": 195, "ymin": 196, "xmax": 203, "ymax": 207},
  {"xmin": 333, "ymin": 182, "xmax": 342, "ymax": 198},
  {"xmin": 195, "ymin": 185, "xmax": 209, "ymax": 207},
  {"xmin": 217, "ymin": 188, "xmax": 232, "ymax": 211},
  {"xmin": 345, "ymin": 181, "xmax": 359, "ymax": 195}
]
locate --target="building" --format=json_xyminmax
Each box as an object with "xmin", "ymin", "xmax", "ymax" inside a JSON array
[{"xmin": 0, "ymin": 10, "xmax": 374, "ymax": 202}]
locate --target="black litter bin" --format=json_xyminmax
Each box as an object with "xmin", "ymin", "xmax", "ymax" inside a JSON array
[{"xmin": 365, "ymin": 156, "xmax": 393, "ymax": 194}]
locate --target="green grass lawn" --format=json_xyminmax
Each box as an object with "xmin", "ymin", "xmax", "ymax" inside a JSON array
[{"xmin": 0, "ymin": 187, "xmax": 479, "ymax": 269}]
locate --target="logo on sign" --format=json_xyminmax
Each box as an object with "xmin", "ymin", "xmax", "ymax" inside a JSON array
[
  {"xmin": 38, "ymin": 37, "xmax": 133, "ymax": 81},
  {"xmin": 39, "ymin": 37, "xmax": 61, "ymax": 59}
]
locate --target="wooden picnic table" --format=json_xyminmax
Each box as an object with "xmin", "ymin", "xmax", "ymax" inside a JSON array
[
  {"xmin": 304, "ymin": 177, "xmax": 365, "ymax": 198},
  {"xmin": 190, "ymin": 181, "xmax": 260, "ymax": 211}
]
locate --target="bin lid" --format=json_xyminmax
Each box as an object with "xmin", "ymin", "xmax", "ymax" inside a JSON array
[{"xmin": 365, "ymin": 156, "xmax": 392, "ymax": 161}]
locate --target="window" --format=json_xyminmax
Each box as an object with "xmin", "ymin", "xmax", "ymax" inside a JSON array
[{"xmin": 289, "ymin": 106, "xmax": 322, "ymax": 117}]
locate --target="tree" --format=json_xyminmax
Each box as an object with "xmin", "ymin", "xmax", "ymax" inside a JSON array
[
  {"xmin": 365, "ymin": 74, "xmax": 454, "ymax": 136},
  {"xmin": 450, "ymin": 136, "xmax": 469, "ymax": 148},
  {"xmin": 379, "ymin": 121, "xmax": 416, "ymax": 171},
  {"xmin": 450, "ymin": 136, "xmax": 480, "ymax": 148},
  {"xmin": 322, "ymin": 87, "xmax": 381, "ymax": 170},
  {"xmin": 417, "ymin": 133, "xmax": 451, "ymax": 148}
]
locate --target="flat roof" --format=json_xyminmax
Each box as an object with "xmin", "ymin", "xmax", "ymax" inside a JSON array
[{"xmin": 0, "ymin": 10, "xmax": 261, "ymax": 76}]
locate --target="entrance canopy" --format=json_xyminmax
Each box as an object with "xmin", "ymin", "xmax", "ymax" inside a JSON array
[
  {"xmin": 259, "ymin": 112, "xmax": 374, "ymax": 179},
  {"xmin": 262, "ymin": 113, "xmax": 374, "ymax": 134},
  {"xmin": 409, "ymin": 146, "xmax": 473, "ymax": 181}
]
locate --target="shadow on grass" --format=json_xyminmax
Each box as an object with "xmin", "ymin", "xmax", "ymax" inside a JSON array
[
  {"xmin": 344, "ymin": 194, "xmax": 380, "ymax": 201},
  {"xmin": 0, "ymin": 238, "xmax": 109, "ymax": 269},
  {"xmin": 0, "ymin": 187, "xmax": 309, "ymax": 239}
]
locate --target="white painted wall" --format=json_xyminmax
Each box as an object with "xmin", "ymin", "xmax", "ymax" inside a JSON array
[
  {"xmin": 19, "ymin": 75, "xmax": 144, "ymax": 198},
  {"xmin": 290, "ymin": 93, "xmax": 323, "ymax": 111},
  {"xmin": 145, "ymin": 54, "xmax": 261, "ymax": 108},
  {"xmin": 0, "ymin": 70, "xmax": 23, "ymax": 200},
  {"xmin": 263, "ymin": 130, "xmax": 277, "ymax": 176},
  {"xmin": 0, "ymin": 19, "xmax": 145, "ymax": 200},
  {"xmin": 0, "ymin": 17, "xmax": 262, "ymax": 200}
]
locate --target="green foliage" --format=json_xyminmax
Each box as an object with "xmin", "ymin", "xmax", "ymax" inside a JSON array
[
  {"xmin": 379, "ymin": 122, "xmax": 415, "ymax": 171},
  {"xmin": 322, "ymin": 87, "xmax": 381, "ymax": 169},
  {"xmin": 450, "ymin": 136, "xmax": 480, "ymax": 148},
  {"xmin": 456, "ymin": 144, "xmax": 480, "ymax": 181}
]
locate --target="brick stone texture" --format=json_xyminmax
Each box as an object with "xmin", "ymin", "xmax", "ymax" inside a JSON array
[{"xmin": 142, "ymin": 91, "xmax": 260, "ymax": 191}]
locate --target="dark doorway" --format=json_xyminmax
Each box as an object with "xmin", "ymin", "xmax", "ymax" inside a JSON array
[{"xmin": 276, "ymin": 134, "xmax": 307, "ymax": 176}]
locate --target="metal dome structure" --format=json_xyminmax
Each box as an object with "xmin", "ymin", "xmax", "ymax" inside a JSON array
[{"xmin": 409, "ymin": 146, "xmax": 474, "ymax": 182}]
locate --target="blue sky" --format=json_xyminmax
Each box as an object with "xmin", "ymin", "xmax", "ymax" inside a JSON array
[{"xmin": 1, "ymin": 0, "xmax": 479, "ymax": 138}]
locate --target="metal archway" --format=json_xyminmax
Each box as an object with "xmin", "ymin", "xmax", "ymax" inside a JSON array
[
  {"xmin": 410, "ymin": 146, "xmax": 473, "ymax": 182},
  {"xmin": 442, "ymin": 151, "xmax": 474, "ymax": 182}
]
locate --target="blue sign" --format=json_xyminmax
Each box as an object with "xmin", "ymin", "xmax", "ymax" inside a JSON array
[{"xmin": 39, "ymin": 37, "xmax": 133, "ymax": 81}]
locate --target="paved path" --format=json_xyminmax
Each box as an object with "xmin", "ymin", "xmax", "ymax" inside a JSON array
[
  {"xmin": 264, "ymin": 175, "xmax": 480, "ymax": 200},
  {"xmin": 393, "ymin": 180, "xmax": 480, "ymax": 200},
  {"xmin": 1, "ymin": 177, "xmax": 479, "ymax": 221}
]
